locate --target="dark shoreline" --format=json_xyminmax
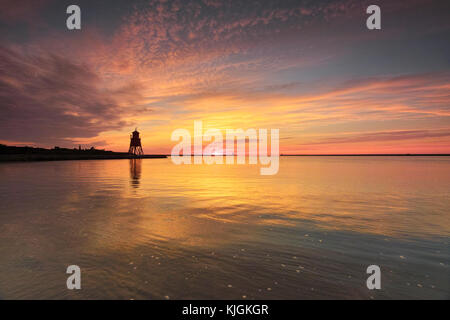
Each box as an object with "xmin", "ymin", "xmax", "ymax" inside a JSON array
[
  {"xmin": 0, "ymin": 154, "xmax": 167, "ymax": 162},
  {"xmin": 280, "ymin": 154, "xmax": 450, "ymax": 156},
  {"xmin": 1, "ymin": 154, "xmax": 449, "ymax": 163},
  {"xmin": 0, "ymin": 144, "xmax": 167, "ymax": 162}
]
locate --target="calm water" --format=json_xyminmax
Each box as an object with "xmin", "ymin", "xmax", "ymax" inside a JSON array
[{"xmin": 0, "ymin": 157, "xmax": 448, "ymax": 299}]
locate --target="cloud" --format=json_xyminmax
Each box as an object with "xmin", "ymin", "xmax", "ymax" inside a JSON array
[
  {"xmin": 0, "ymin": 46, "xmax": 148, "ymax": 146},
  {"xmin": 304, "ymin": 129, "xmax": 450, "ymax": 145},
  {"xmin": 0, "ymin": 0, "xmax": 53, "ymax": 24},
  {"xmin": 0, "ymin": 0, "xmax": 449, "ymax": 153}
]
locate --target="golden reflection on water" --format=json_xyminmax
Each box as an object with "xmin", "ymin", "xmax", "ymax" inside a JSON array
[
  {"xmin": 129, "ymin": 159, "xmax": 142, "ymax": 188},
  {"xmin": 40, "ymin": 156, "xmax": 445, "ymax": 254},
  {"xmin": 122, "ymin": 156, "xmax": 450, "ymax": 238},
  {"xmin": 35, "ymin": 157, "xmax": 450, "ymax": 248},
  {"xmin": 0, "ymin": 156, "xmax": 449, "ymax": 299}
]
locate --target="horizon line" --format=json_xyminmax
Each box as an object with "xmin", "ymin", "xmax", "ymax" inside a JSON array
[
  {"xmin": 179, "ymin": 154, "xmax": 450, "ymax": 156},
  {"xmin": 2, "ymin": 145, "xmax": 449, "ymax": 156}
]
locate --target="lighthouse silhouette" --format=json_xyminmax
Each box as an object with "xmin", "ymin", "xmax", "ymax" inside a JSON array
[{"xmin": 128, "ymin": 128, "xmax": 144, "ymax": 155}]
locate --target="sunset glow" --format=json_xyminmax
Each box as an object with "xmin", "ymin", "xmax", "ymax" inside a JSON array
[{"xmin": 0, "ymin": 0, "xmax": 449, "ymax": 154}]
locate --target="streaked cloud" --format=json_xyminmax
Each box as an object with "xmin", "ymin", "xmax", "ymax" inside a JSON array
[{"xmin": 0, "ymin": 46, "xmax": 149, "ymax": 146}]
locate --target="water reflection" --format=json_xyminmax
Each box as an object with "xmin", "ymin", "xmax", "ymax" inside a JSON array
[
  {"xmin": 129, "ymin": 158, "xmax": 142, "ymax": 188},
  {"xmin": 0, "ymin": 157, "xmax": 448, "ymax": 299}
]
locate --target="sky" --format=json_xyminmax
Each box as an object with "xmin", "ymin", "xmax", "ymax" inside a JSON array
[{"xmin": 0, "ymin": 0, "xmax": 449, "ymax": 154}]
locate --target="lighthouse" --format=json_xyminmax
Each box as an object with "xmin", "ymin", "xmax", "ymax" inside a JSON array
[{"xmin": 128, "ymin": 128, "xmax": 144, "ymax": 155}]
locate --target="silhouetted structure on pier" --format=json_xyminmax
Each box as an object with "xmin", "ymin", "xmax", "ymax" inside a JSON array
[{"xmin": 128, "ymin": 128, "xmax": 144, "ymax": 155}]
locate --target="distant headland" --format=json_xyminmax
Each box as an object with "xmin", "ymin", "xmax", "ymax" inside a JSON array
[{"xmin": 0, "ymin": 144, "xmax": 166, "ymax": 162}]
